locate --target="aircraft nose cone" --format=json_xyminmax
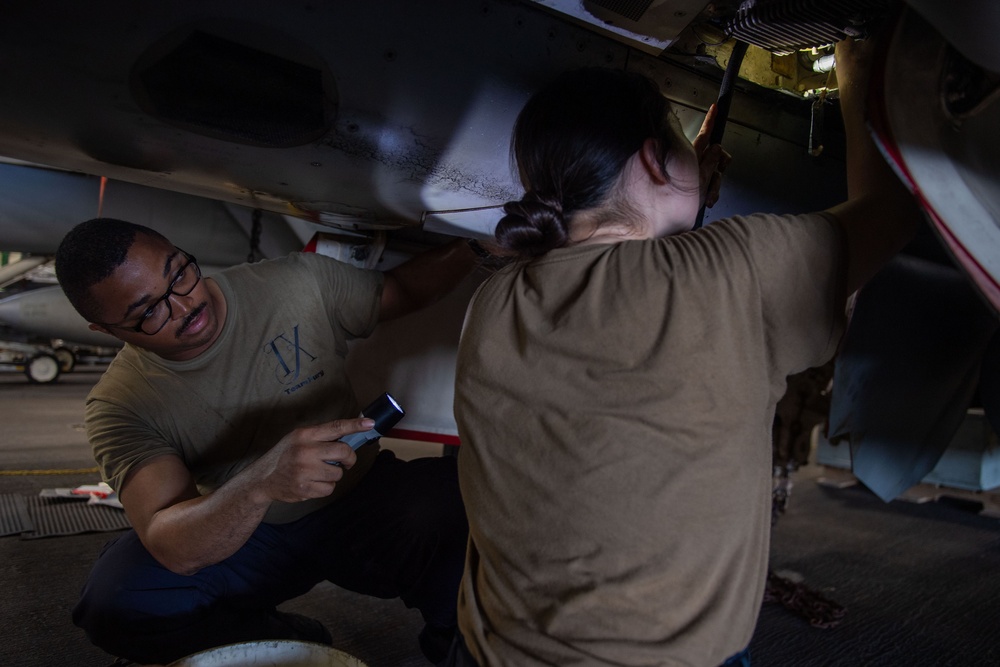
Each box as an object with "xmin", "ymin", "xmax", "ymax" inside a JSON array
[{"xmin": 0, "ymin": 286, "xmax": 121, "ymax": 347}]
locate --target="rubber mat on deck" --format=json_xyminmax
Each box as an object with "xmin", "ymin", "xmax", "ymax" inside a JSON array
[
  {"xmin": 0, "ymin": 493, "xmax": 32, "ymax": 537},
  {"xmin": 0, "ymin": 493, "xmax": 130, "ymax": 539}
]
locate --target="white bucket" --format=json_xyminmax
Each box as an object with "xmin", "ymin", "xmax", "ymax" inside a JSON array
[{"xmin": 166, "ymin": 640, "xmax": 369, "ymax": 666}]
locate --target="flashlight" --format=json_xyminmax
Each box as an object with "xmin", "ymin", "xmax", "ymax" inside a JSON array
[{"xmin": 340, "ymin": 392, "xmax": 405, "ymax": 450}]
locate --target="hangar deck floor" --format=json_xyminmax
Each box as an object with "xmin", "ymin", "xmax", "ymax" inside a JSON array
[{"xmin": 1, "ymin": 369, "xmax": 998, "ymax": 667}]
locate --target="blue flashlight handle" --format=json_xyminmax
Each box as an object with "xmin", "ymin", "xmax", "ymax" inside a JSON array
[{"xmin": 341, "ymin": 428, "xmax": 381, "ymax": 450}]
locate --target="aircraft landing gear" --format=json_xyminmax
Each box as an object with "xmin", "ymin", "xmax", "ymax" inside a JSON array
[{"xmin": 25, "ymin": 352, "xmax": 60, "ymax": 384}]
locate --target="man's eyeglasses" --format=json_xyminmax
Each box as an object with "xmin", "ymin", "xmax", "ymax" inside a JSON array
[{"xmin": 109, "ymin": 250, "xmax": 202, "ymax": 335}]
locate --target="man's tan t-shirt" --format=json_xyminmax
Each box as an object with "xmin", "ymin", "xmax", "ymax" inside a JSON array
[
  {"xmin": 86, "ymin": 252, "xmax": 383, "ymax": 524},
  {"xmin": 454, "ymin": 213, "xmax": 846, "ymax": 666}
]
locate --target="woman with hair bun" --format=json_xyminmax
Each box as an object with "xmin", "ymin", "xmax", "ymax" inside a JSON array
[{"xmin": 450, "ymin": 39, "xmax": 917, "ymax": 667}]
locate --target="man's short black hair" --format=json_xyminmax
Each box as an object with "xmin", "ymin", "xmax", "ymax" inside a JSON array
[{"xmin": 55, "ymin": 218, "xmax": 168, "ymax": 322}]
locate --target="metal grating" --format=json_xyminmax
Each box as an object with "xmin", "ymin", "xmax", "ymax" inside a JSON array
[{"xmin": 725, "ymin": 0, "xmax": 891, "ymax": 54}]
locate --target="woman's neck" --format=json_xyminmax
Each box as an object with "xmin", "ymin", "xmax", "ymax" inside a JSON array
[{"xmin": 568, "ymin": 203, "xmax": 653, "ymax": 247}]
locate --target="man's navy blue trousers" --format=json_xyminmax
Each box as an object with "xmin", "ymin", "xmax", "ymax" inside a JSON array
[{"xmin": 72, "ymin": 450, "xmax": 468, "ymax": 665}]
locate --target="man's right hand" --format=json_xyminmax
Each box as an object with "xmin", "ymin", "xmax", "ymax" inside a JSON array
[
  {"xmin": 118, "ymin": 416, "xmax": 375, "ymax": 575},
  {"xmin": 249, "ymin": 417, "xmax": 374, "ymax": 503}
]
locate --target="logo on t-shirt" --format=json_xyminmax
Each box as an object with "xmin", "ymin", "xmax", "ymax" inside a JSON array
[{"xmin": 265, "ymin": 324, "xmax": 318, "ymax": 386}]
